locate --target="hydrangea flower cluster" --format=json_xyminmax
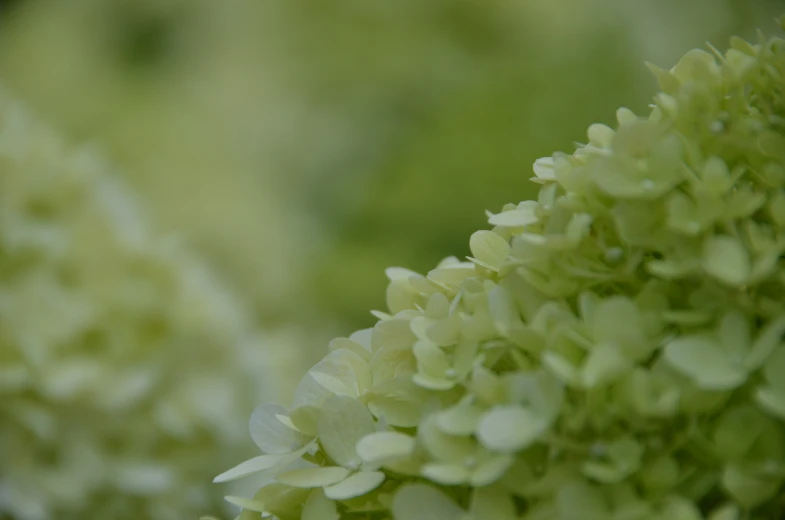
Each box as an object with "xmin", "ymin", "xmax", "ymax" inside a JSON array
[
  {"xmin": 0, "ymin": 90, "xmax": 271, "ymax": 520},
  {"xmin": 217, "ymin": 26, "xmax": 785, "ymax": 520}
]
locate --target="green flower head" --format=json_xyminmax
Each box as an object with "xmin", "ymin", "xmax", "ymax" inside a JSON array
[
  {"xmin": 0, "ymin": 90, "xmax": 272, "ymax": 520},
  {"xmin": 218, "ymin": 23, "xmax": 785, "ymax": 520}
]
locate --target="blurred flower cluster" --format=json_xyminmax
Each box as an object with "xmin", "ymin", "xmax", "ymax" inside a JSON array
[
  {"xmin": 0, "ymin": 91, "xmax": 272, "ymax": 520},
  {"xmin": 218, "ymin": 25, "xmax": 785, "ymax": 519}
]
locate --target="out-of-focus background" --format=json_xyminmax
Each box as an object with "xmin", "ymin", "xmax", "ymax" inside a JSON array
[
  {"xmin": 0, "ymin": 0, "xmax": 781, "ymax": 518},
  {"xmin": 0, "ymin": 0, "xmax": 779, "ymax": 339}
]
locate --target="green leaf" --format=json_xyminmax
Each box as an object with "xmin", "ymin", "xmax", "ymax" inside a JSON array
[{"xmin": 323, "ymin": 471, "xmax": 385, "ymax": 500}]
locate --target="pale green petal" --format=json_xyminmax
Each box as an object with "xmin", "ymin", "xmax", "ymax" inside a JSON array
[
  {"xmin": 721, "ymin": 465, "xmax": 780, "ymax": 507},
  {"xmin": 328, "ymin": 337, "xmax": 373, "ymax": 362},
  {"xmin": 488, "ymin": 202, "xmax": 539, "ymax": 227},
  {"xmin": 323, "ymin": 471, "xmax": 385, "ymax": 500},
  {"xmin": 663, "ymin": 336, "xmax": 746, "ymax": 390},
  {"xmin": 762, "ymin": 348, "xmax": 785, "ymax": 392},
  {"xmin": 470, "ymin": 365, "xmax": 504, "ymax": 405},
  {"xmin": 413, "ymin": 373, "xmax": 456, "ymax": 391},
  {"xmin": 392, "ymin": 484, "xmax": 466, "ymax": 520},
  {"xmin": 224, "ymin": 496, "xmax": 267, "ymax": 513},
  {"xmin": 289, "ymin": 405, "xmax": 321, "ymax": 436},
  {"xmin": 581, "ymin": 437, "xmax": 642, "ymax": 483},
  {"xmin": 317, "ymin": 396, "xmax": 376, "ymax": 467},
  {"xmin": 581, "ymin": 343, "xmax": 629, "ymax": 388},
  {"xmin": 425, "ymin": 292, "xmax": 451, "ymax": 319},
  {"xmin": 293, "ymin": 372, "xmax": 336, "ymax": 410},
  {"xmin": 658, "ymin": 497, "xmax": 703, "ymax": 520},
  {"xmin": 712, "ymin": 406, "xmax": 770, "ymax": 460},
  {"xmin": 754, "ymin": 386, "xmax": 785, "ymax": 420},
  {"xmin": 214, "ymin": 451, "xmax": 304, "ymax": 483},
  {"xmin": 421, "ymin": 463, "xmax": 472, "ymax": 485},
  {"xmin": 702, "ymin": 235, "xmax": 750, "ymax": 286},
  {"xmin": 470, "ymin": 454, "xmax": 514, "ymax": 487},
  {"xmin": 469, "ymin": 485, "xmax": 517, "ymax": 520},
  {"xmin": 306, "ymin": 348, "xmax": 373, "ymax": 398},
  {"xmin": 413, "ymin": 340, "xmax": 451, "ymax": 377},
  {"xmin": 717, "ymin": 309, "xmax": 751, "ymax": 361},
  {"xmin": 249, "ymin": 404, "xmax": 311, "ymax": 454},
  {"xmin": 309, "ymin": 371, "xmax": 359, "ymax": 397},
  {"xmin": 639, "ymin": 455, "xmax": 680, "ymax": 493},
  {"xmin": 367, "ymin": 395, "xmax": 422, "ymax": 427},
  {"xmin": 469, "ymin": 231, "xmax": 511, "ymax": 271},
  {"xmin": 707, "ymin": 503, "xmax": 740, "ymax": 520},
  {"xmin": 277, "ymin": 467, "xmax": 351, "ymax": 488},
  {"xmin": 487, "ymin": 283, "xmax": 524, "ymax": 338},
  {"xmin": 532, "ymin": 157, "xmax": 556, "ymax": 183},
  {"xmin": 437, "ymin": 401, "xmax": 485, "ymax": 436},
  {"xmin": 542, "ymin": 352, "xmax": 579, "ymax": 385},
  {"xmin": 356, "ymin": 431, "xmax": 416, "ymax": 464},
  {"xmin": 302, "ymin": 489, "xmax": 339, "ymax": 520},
  {"xmin": 477, "ymin": 406, "xmax": 549, "ymax": 452},
  {"xmin": 372, "ymin": 318, "xmax": 418, "ymax": 352},
  {"xmin": 428, "ymin": 263, "xmax": 477, "ymax": 287},
  {"xmin": 419, "ymin": 416, "xmax": 477, "ymax": 462},
  {"xmin": 591, "ymin": 297, "xmax": 644, "ymax": 351},
  {"xmin": 370, "ymin": 346, "xmax": 416, "ymax": 385},
  {"xmin": 555, "ymin": 481, "xmax": 609, "ymax": 520},
  {"xmin": 744, "ymin": 316, "xmax": 785, "ymax": 370}
]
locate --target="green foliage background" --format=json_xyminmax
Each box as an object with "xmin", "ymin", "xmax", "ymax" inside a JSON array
[
  {"xmin": 0, "ymin": 0, "xmax": 779, "ymax": 335},
  {"xmin": 0, "ymin": 1, "xmax": 782, "ymax": 517}
]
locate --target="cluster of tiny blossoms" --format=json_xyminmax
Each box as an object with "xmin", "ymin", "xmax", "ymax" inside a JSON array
[
  {"xmin": 217, "ymin": 27, "xmax": 785, "ymax": 520},
  {"xmin": 0, "ymin": 91, "xmax": 270, "ymax": 520}
]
